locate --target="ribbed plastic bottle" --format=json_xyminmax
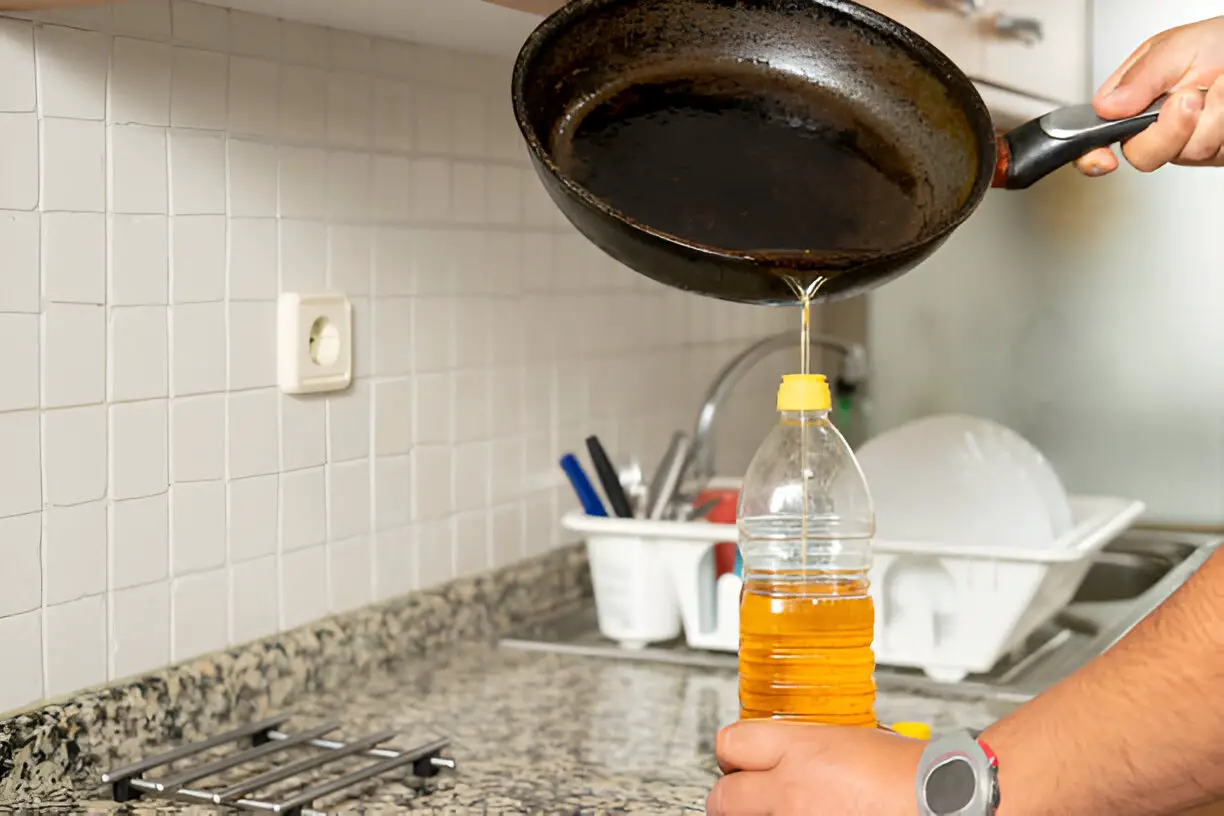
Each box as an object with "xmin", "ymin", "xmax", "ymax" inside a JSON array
[{"xmin": 737, "ymin": 373, "xmax": 877, "ymax": 726}]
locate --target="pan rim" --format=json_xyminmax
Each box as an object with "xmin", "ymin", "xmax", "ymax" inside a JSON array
[{"xmin": 510, "ymin": 0, "xmax": 998, "ymax": 273}]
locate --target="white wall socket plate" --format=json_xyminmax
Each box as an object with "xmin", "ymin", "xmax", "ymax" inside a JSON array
[{"xmin": 278, "ymin": 292, "xmax": 353, "ymax": 395}]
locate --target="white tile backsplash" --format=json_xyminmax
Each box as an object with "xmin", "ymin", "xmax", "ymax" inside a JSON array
[
  {"xmin": 0, "ymin": 1, "xmax": 791, "ymax": 714},
  {"xmin": 44, "ymin": 502, "xmax": 107, "ymax": 605},
  {"xmin": 34, "ymin": 25, "xmax": 108, "ymax": 120},
  {"xmin": 171, "ymin": 0, "xmax": 227, "ymax": 51},
  {"xmin": 226, "ymin": 302, "xmax": 277, "ymax": 389},
  {"xmin": 42, "ymin": 303, "xmax": 105, "ymax": 407},
  {"xmin": 170, "ymin": 393, "xmax": 224, "ymax": 481},
  {"xmin": 280, "ymin": 544, "xmax": 327, "ymax": 629},
  {"xmin": 0, "ymin": 113, "xmax": 38, "ymax": 210},
  {"xmin": 42, "ymin": 211, "xmax": 105, "ymax": 303},
  {"xmin": 110, "ymin": 124, "xmax": 169, "ymax": 214},
  {"xmin": 169, "ymin": 46, "xmax": 227, "ymax": 129},
  {"xmin": 171, "ymin": 480, "xmax": 226, "ymax": 575},
  {"xmin": 41, "ymin": 117, "xmax": 105, "ymax": 212},
  {"xmin": 279, "ymin": 218, "xmax": 326, "ymax": 291},
  {"xmin": 227, "ymin": 56, "xmax": 278, "ymax": 137},
  {"xmin": 0, "ymin": 314, "xmax": 39, "ymax": 413},
  {"xmin": 229, "ymin": 555, "xmax": 278, "ymax": 642},
  {"xmin": 171, "ymin": 214, "xmax": 226, "ymax": 301},
  {"xmin": 0, "ymin": 611, "xmax": 43, "ymax": 713},
  {"xmin": 171, "ymin": 568, "xmax": 227, "ymax": 660},
  {"xmin": 328, "ymin": 536, "xmax": 373, "ymax": 613},
  {"xmin": 280, "ymin": 466, "xmax": 325, "ymax": 551},
  {"xmin": 110, "ymin": 493, "xmax": 169, "ymax": 590},
  {"xmin": 109, "ymin": 305, "xmax": 169, "ymax": 401},
  {"xmin": 280, "ymin": 392, "xmax": 325, "ymax": 471},
  {"xmin": 109, "ymin": 214, "xmax": 169, "ymax": 306},
  {"xmin": 278, "ymin": 146, "xmax": 327, "ymax": 219},
  {"xmin": 327, "ymin": 459, "xmax": 371, "ymax": 541},
  {"xmin": 42, "ymin": 405, "xmax": 107, "ymax": 505},
  {"xmin": 374, "ymin": 454, "xmax": 411, "ymax": 531},
  {"xmin": 373, "ymin": 379, "xmax": 412, "ymax": 456},
  {"xmin": 110, "ymin": 580, "xmax": 170, "ymax": 679},
  {"xmin": 170, "ymin": 131, "xmax": 227, "ymax": 215},
  {"xmin": 112, "ymin": 0, "xmax": 171, "ymax": 42},
  {"xmin": 0, "ymin": 512, "xmax": 42, "ymax": 619},
  {"xmin": 110, "ymin": 37, "xmax": 172, "ymax": 126},
  {"xmin": 109, "ymin": 399, "xmax": 169, "ymax": 499},
  {"xmin": 0, "ymin": 18, "xmax": 36, "ymax": 111},
  {"xmin": 228, "ymin": 10, "xmax": 279, "ymax": 61},
  {"xmin": 43, "ymin": 594, "xmax": 107, "ymax": 699},
  {"xmin": 327, "ymin": 381, "xmax": 370, "ymax": 462},
  {"xmin": 228, "ymin": 138, "xmax": 278, "ymax": 217},
  {"xmin": 280, "ymin": 65, "xmax": 327, "ymax": 143},
  {"xmin": 0, "ymin": 209, "xmax": 41, "ymax": 311},
  {"xmin": 227, "ymin": 474, "xmax": 278, "ymax": 562},
  {"xmin": 170, "ymin": 302, "xmax": 225, "ymax": 396},
  {"xmin": 228, "ymin": 217, "xmax": 278, "ymax": 299},
  {"xmin": 227, "ymin": 388, "xmax": 279, "ymax": 477}
]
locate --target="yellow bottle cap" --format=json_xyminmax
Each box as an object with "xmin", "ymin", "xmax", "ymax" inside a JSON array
[
  {"xmin": 776, "ymin": 374, "xmax": 832, "ymax": 412},
  {"xmin": 890, "ymin": 722, "xmax": 932, "ymax": 741}
]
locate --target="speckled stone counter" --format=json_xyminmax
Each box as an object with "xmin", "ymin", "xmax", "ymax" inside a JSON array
[
  {"xmin": 0, "ymin": 545, "xmax": 592, "ymax": 808},
  {"xmin": 1, "ymin": 544, "xmax": 1005, "ymax": 813},
  {"xmin": 36, "ymin": 641, "xmax": 1001, "ymax": 814}
]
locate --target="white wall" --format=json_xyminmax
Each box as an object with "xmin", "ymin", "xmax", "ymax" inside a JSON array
[
  {"xmin": 0, "ymin": 0, "xmax": 794, "ymax": 713},
  {"xmin": 869, "ymin": 2, "xmax": 1224, "ymax": 527}
]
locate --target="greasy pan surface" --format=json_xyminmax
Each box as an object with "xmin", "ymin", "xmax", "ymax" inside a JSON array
[{"xmin": 512, "ymin": 0, "xmax": 998, "ymax": 304}]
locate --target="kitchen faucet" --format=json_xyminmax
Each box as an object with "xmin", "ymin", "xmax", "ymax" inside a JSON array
[{"xmin": 689, "ymin": 331, "xmax": 869, "ymax": 484}]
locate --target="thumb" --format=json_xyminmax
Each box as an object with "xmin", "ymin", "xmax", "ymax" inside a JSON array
[{"xmin": 1095, "ymin": 39, "xmax": 1192, "ymax": 119}]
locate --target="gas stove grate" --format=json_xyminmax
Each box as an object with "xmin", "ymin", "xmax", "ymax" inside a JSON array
[{"xmin": 101, "ymin": 714, "xmax": 455, "ymax": 815}]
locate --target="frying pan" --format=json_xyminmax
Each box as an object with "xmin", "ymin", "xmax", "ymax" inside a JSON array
[{"xmin": 511, "ymin": 0, "xmax": 1165, "ymax": 305}]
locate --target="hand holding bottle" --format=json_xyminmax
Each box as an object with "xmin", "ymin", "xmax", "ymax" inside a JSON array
[
  {"xmin": 1077, "ymin": 16, "xmax": 1224, "ymax": 175},
  {"xmin": 707, "ymin": 720, "xmax": 922, "ymax": 816}
]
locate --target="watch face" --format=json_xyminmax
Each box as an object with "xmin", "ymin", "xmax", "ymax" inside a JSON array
[{"xmin": 924, "ymin": 756, "xmax": 978, "ymax": 815}]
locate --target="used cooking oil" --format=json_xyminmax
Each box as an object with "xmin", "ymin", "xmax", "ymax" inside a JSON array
[{"xmin": 737, "ymin": 361, "xmax": 877, "ymax": 726}]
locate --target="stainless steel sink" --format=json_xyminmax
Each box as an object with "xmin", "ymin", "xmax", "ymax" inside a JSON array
[
  {"xmin": 500, "ymin": 529, "xmax": 1220, "ymax": 706},
  {"xmin": 1071, "ymin": 536, "xmax": 1201, "ymax": 603}
]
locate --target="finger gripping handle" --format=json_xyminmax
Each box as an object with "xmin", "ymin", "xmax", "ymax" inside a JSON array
[{"xmin": 998, "ymin": 95, "xmax": 1167, "ymax": 189}]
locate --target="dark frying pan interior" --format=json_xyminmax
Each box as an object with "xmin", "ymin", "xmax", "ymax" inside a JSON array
[{"xmin": 513, "ymin": 0, "xmax": 996, "ymax": 304}]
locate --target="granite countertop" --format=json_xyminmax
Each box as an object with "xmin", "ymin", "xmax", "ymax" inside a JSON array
[
  {"xmin": 2, "ymin": 546, "xmax": 1004, "ymax": 813},
  {"xmin": 65, "ymin": 637, "xmax": 1001, "ymax": 814}
]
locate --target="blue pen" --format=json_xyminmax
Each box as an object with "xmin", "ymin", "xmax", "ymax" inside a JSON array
[{"xmin": 560, "ymin": 453, "xmax": 608, "ymax": 517}]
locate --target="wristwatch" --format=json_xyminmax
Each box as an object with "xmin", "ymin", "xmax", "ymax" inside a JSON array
[{"xmin": 915, "ymin": 729, "xmax": 1001, "ymax": 815}]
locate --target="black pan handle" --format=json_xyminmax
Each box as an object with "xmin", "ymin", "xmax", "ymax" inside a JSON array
[{"xmin": 997, "ymin": 95, "xmax": 1168, "ymax": 190}]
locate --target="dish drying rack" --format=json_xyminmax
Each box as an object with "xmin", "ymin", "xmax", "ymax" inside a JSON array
[
  {"xmin": 565, "ymin": 493, "xmax": 1145, "ymax": 682},
  {"xmin": 101, "ymin": 714, "xmax": 454, "ymax": 815}
]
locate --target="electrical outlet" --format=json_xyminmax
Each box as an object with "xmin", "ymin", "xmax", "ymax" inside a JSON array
[{"xmin": 277, "ymin": 292, "xmax": 353, "ymax": 395}]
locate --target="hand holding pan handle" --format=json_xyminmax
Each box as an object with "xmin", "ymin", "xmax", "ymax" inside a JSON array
[{"xmin": 993, "ymin": 95, "xmax": 1168, "ymax": 190}]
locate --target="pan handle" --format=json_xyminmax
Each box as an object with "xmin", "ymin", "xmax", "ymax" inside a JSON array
[{"xmin": 993, "ymin": 95, "xmax": 1168, "ymax": 190}]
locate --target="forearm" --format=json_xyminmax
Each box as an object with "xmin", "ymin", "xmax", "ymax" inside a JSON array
[{"xmin": 984, "ymin": 548, "xmax": 1224, "ymax": 816}]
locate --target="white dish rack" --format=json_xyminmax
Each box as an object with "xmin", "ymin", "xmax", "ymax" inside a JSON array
[{"xmin": 562, "ymin": 494, "xmax": 1144, "ymax": 682}]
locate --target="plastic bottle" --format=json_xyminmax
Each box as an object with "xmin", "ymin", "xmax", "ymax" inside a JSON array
[{"xmin": 737, "ymin": 373, "xmax": 877, "ymax": 726}]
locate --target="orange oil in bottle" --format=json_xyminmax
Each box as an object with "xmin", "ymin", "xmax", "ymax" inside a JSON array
[{"xmin": 738, "ymin": 573, "xmax": 877, "ymax": 726}]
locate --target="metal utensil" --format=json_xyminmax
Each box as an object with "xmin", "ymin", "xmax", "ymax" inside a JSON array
[
  {"xmin": 618, "ymin": 456, "xmax": 646, "ymax": 517},
  {"xmin": 646, "ymin": 432, "xmax": 692, "ymax": 521}
]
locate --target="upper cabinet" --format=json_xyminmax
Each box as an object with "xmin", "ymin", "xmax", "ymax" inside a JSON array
[
  {"xmin": 862, "ymin": 0, "xmax": 1091, "ymax": 114},
  {"xmin": 977, "ymin": 0, "xmax": 1091, "ymax": 105},
  {"xmin": 3, "ymin": 0, "xmax": 1093, "ymax": 117}
]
